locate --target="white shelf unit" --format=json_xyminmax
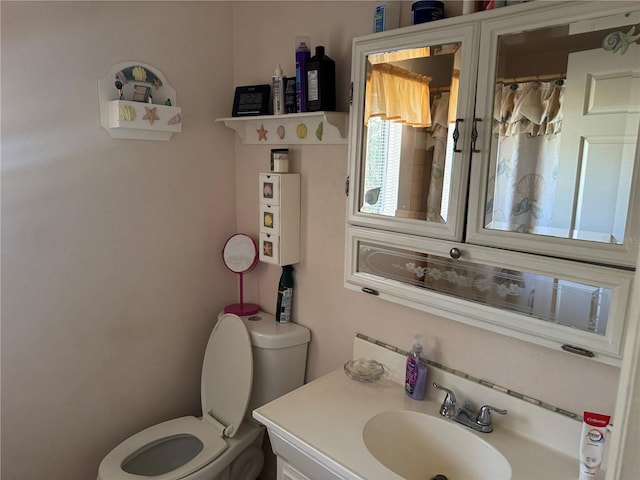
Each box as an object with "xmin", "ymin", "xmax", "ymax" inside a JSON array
[
  {"xmin": 98, "ymin": 61, "xmax": 182, "ymax": 141},
  {"xmin": 259, "ymin": 173, "xmax": 300, "ymax": 266}
]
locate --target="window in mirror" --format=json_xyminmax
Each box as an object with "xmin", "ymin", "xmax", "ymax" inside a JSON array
[
  {"xmin": 361, "ymin": 117, "xmax": 402, "ymax": 216},
  {"xmin": 484, "ymin": 16, "xmax": 640, "ymax": 245},
  {"xmin": 357, "ymin": 240, "xmax": 613, "ymax": 334},
  {"xmin": 359, "ymin": 42, "xmax": 462, "ymax": 224}
]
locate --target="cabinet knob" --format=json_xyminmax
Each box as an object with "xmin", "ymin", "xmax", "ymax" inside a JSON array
[{"xmin": 449, "ymin": 248, "xmax": 461, "ymax": 259}]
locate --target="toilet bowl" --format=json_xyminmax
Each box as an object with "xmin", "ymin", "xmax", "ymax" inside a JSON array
[{"xmin": 97, "ymin": 312, "xmax": 310, "ymax": 480}]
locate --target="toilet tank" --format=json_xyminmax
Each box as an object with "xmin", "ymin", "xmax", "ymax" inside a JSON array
[{"xmin": 236, "ymin": 311, "xmax": 310, "ymax": 414}]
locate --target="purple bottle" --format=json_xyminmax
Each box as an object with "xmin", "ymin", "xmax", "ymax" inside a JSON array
[{"xmin": 295, "ymin": 37, "xmax": 311, "ymax": 113}]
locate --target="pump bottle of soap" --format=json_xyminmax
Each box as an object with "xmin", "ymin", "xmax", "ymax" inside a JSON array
[{"xmin": 405, "ymin": 335, "xmax": 427, "ymax": 400}]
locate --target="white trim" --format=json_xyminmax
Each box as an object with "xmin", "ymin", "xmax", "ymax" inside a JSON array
[{"xmin": 608, "ymin": 264, "xmax": 640, "ymax": 479}]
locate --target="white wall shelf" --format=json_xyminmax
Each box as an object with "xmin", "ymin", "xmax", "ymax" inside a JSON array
[
  {"xmin": 216, "ymin": 112, "xmax": 348, "ymax": 145},
  {"xmin": 99, "ymin": 61, "xmax": 182, "ymax": 141}
]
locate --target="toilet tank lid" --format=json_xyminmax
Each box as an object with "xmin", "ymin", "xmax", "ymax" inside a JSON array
[{"xmin": 240, "ymin": 311, "xmax": 310, "ymax": 349}]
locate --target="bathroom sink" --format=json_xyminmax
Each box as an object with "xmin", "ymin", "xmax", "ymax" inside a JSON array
[{"xmin": 363, "ymin": 410, "xmax": 512, "ymax": 480}]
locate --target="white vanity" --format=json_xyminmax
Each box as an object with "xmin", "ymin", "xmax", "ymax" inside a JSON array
[{"xmin": 254, "ymin": 336, "xmax": 585, "ymax": 480}]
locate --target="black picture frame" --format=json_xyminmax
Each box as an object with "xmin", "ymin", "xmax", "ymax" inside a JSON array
[{"xmin": 232, "ymin": 85, "xmax": 271, "ymax": 117}]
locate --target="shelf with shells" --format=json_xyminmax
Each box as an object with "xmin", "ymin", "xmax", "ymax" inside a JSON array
[
  {"xmin": 99, "ymin": 62, "xmax": 182, "ymax": 141},
  {"xmin": 215, "ymin": 112, "xmax": 348, "ymax": 145}
]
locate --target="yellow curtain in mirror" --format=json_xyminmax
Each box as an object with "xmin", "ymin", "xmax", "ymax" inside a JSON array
[
  {"xmin": 368, "ymin": 47, "xmax": 431, "ymax": 64},
  {"xmin": 365, "ymin": 63, "xmax": 433, "ymax": 127}
]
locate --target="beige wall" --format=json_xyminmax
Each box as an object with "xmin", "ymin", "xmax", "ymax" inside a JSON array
[
  {"xmin": 1, "ymin": 2, "xmax": 237, "ymax": 479},
  {"xmin": 232, "ymin": 0, "xmax": 619, "ymax": 414},
  {"xmin": 1, "ymin": 1, "xmax": 638, "ymax": 480}
]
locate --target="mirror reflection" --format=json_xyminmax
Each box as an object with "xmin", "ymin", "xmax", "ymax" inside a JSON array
[
  {"xmin": 486, "ymin": 15, "xmax": 640, "ymax": 244},
  {"xmin": 360, "ymin": 43, "xmax": 461, "ymax": 224}
]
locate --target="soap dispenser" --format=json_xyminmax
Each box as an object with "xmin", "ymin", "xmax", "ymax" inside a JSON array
[{"xmin": 405, "ymin": 335, "xmax": 427, "ymax": 400}]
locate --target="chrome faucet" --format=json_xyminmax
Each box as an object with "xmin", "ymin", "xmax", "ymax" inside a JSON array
[{"xmin": 433, "ymin": 383, "xmax": 507, "ymax": 433}]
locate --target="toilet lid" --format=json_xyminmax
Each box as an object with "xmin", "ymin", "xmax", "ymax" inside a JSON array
[{"xmin": 201, "ymin": 313, "xmax": 253, "ymax": 438}]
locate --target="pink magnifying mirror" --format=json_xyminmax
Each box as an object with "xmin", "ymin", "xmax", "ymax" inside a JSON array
[{"xmin": 221, "ymin": 233, "xmax": 260, "ymax": 316}]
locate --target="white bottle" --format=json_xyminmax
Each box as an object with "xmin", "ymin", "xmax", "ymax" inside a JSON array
[{"xmin": 273, "ymin": 63, "xmax": 285, "ymax": 115}]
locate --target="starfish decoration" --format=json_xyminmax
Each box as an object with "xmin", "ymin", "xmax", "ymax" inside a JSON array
[
  {"xmin": 257, "ymin": 124, "xmax": 268, "ymax": 141},
  {"xmin": 143, "ymin": 107, "xmax": 159, "ymax": 125},
  {"xmin": 263, "ymin": 241, "xmax": 273, "ymax": 257}
]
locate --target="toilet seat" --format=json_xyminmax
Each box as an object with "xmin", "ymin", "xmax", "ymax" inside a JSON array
[
  {"xmin": 98, "ymin": 314, "xmax": 255, "ymax": 480},
  {"xmin": 98, "ymin": 416, "xmax": 227, "ymax": 480}
]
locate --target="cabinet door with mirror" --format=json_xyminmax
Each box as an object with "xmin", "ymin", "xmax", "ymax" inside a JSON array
[
  {"xmin": 468, "ymin": 2, "xmax": 640, "ymax": 267},
  {"xmin": 346, "ymin": 1, "xmax": 638, "ymax": 365},
  {"xmin": 347, "ymin": 21, "xmax": 480, "ymax": 240}
]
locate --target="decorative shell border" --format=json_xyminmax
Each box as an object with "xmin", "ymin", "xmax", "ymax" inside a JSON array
[{"xmin": 217, "ymin": 112, "xmax": 348, "ymax": 145}]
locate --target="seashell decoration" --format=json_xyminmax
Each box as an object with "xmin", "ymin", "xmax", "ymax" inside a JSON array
[
  {"xmin": 315, "ymin": 121, "xmax": 324, "ymax": 141},
  {"xmin": 119, "ymin": 105, "xmax": 136, "ymax": 122},
  {"xmin": 296, "ymin": 123, "xmax": 308, "ymax": 139},
  {"xmin": 602, "ymin": 27, "xmax": 640, "ymax": 55},
  {"xmin": 116, "ymin": 71, "xmax": 128, "ymax": 85},
  {"xmin": 115, "ymin": 66, "xmax": 163, "ymax": 89},
  {"xmin": 277, "ymin": 125, "xmax": 286, "ymax": 139},
  {"xmin": 132, "ymin": 66, "xmax": 147, "ymax": 82},
  {"xmin": 515, "ymin": 173, "xmax": 545, "ymax": 200},
  {"xmin": 168, "ymin": 113, "xmax": 182, "ymax": 125}
]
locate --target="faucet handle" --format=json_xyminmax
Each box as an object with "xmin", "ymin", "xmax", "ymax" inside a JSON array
[
  {"xmin": 433, "ymin": 383, "xmax": 457, "ymax": 418},
  {"xmin": 476, "ymin": 405, "xmax": 507, "ymax": 428}
]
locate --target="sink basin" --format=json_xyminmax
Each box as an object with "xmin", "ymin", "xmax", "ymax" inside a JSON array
[{"xmin": 363, "ymin": 410, "xmax": 512, "ymax": 480}]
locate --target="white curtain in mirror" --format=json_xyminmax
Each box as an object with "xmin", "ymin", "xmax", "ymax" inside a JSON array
[
  {"xmin": 486, "ymin": 81, "xmax": 565, "ymax": 234},
  {"xmin": 426, "ymin": 92, "xmax": 452, "ymax": 222}
]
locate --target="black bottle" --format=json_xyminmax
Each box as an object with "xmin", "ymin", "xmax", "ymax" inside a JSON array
[
  {"xmin": 276, "ymin": 265, "xmax": 294, "ymax": 323},
  {"xmin": 305, "ymin": 46, "xmax": 336, "ymax": 112}
]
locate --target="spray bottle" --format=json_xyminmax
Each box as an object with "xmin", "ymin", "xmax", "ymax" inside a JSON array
[{"xmin": 295, "ymin": 37, "xmax": 311, "ymax": 113}]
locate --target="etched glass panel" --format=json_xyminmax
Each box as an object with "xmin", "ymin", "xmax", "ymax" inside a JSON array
[{"xmin": 357, "ymin": 241, "xmax": 611, "ymax": 334}]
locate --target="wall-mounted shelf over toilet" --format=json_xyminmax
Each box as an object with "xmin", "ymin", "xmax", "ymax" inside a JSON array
[
  {"xmin": 98, "ymin": 61, "xmax": 182, "ymax": 141},
  {"xmin": 216, "ymin": 111, "xmax": 348, "ymax": 145}
]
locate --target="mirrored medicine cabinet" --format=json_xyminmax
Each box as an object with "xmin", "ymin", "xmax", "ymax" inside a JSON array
[{"xmin": 345, "ymin": 1, "xmax": 639, "ymax": 365}]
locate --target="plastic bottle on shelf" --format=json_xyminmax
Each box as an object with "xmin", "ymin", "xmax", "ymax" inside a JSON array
[
  {"xmin": 305, "ymin": 46, "xmax": 336, "ymax": 112},
  {"xmin": 295, "ymin": 37, "xmax": 311, "ymax": 113},
  {"xmin": 272, "ymin": 63, "xmax": 285, "ymax": 115}
]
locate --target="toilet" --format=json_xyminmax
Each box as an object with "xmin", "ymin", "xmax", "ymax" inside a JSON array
[{"xmin": 98, "ymin": 311, "xmax": 310, "ymax": 480}]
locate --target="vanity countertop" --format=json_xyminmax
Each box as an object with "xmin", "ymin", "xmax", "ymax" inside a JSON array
[{"xmin": 253, "ymin": 368, "xmax": 579, "ymax": 480}]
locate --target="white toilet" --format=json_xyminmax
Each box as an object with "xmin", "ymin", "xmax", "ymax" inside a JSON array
[{"xmin": 98, "ymin": 311, "xmax": 310, "ymax": 480}]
